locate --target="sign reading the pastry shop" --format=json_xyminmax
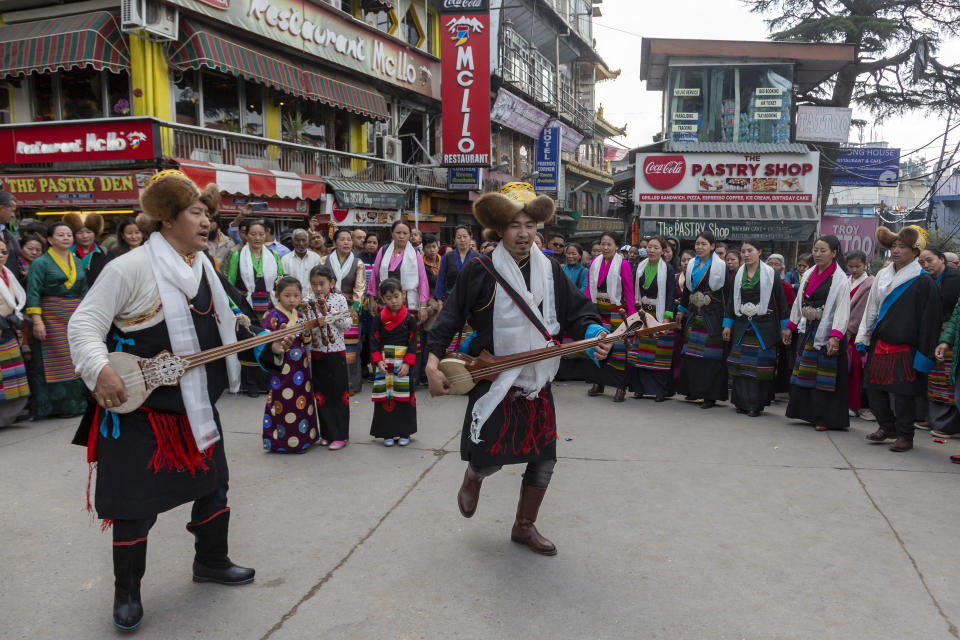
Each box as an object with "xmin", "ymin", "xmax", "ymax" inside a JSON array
[
  {"xmin": 164, "ymin": 0, "xmax": 441, "ymax": 100},
  {"xmin": 635, "ymin": 152, "xmax": 820, "ymax": 204},
  {"xmin": 0, "ymin": 119, "xmax": 159, "ymax": 164},
  {"xmin": 440, "ymin": 0, "xmax": 490, "ymax": 167}
]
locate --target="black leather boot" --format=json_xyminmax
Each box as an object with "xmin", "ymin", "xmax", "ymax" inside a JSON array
[
  {"xmin": 187, "ymin": 509, "xmax": 255, "ymax": 585},
  {"xmin": 113, "ymin": 540, "xmax": 146, "ymax": 632}
]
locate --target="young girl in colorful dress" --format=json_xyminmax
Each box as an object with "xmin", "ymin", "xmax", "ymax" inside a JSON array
[
  {"xmin": 309, "ymin": 264, "xmax": 353, "ymax": 450},
  {"xmin": 369, "ymin": 278, "xmax": 418, "ymax": 447},
  {"xmin": 261, "ymin": 276, "xmax": 317, "ymax": 453}
]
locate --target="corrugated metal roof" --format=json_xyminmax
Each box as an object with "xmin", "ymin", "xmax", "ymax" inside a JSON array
[
  {"xmin": 664, "ymin": 142, "xmax": 812, "ymax": 154},
  {"xmin": 324, "ymin": 180, "xmax": 406, "ymax": 194}
]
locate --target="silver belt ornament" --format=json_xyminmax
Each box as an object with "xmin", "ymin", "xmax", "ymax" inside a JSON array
[
  {"xmin": 739, "ymin": 302, "xmax": 760, "ymax": 318},
  {"xmin": 689, "ymin": 292, "xmax": 711, "ymax": 308},
  {"xmin": 801, "ymin": 306, "xmax": 824, "ymax": 320}
]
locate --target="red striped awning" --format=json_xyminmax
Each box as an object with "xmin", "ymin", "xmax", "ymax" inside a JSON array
[
  {"xmin": 302, "ymin": 71, "xmax": 389, "ymax": 121},
  {"xmin": 175, "ymin": 159, "xmax": 326, "ymax": 200},
  {"xmin": 167, "ymin": 21, "xmax": 306, "ymax": 98},
  {"xmin": 168, "ymin": 21, "xmax": 388, "ymax": 121},
  {"xmin": 0, "ymin": 11, "xmax": 129, "ymax": 77}
]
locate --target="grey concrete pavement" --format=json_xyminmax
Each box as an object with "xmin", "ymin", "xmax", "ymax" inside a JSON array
[{"xmin": 3, "ymin": 384, "xmax": 960, "ymax": 639}]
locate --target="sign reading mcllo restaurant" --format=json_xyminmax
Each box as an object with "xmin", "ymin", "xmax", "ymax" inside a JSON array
[
  {"xmin": 0, "ymin": 119, "xmax": 160, "ymax": 164},
  {"xmin": 440, "ymin": 0, "xmax": 491, "ymax": 167},
  {"xmin": 164, "ymin": 0, "xmax": 441, "ymax": 100}
]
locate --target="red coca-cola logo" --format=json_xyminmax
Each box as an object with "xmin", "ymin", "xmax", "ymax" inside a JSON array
[{"xmin": 643, "ymin": 155, "xmax": 686, "ymax": 190}]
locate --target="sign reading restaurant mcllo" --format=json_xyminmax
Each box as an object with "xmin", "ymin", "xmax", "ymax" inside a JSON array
[
  {"xmin": 439, "ymin": 0, "xmax": 490, "ymax": 166},
  {"xmin": 164, "ymin": 0, "xmax": 441, "ymax": 100}
]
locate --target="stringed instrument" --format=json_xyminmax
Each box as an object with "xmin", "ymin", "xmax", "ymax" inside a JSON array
[
  {"xmin": 437, "ymin": 313, "xmax": 680, "ymax": 395},
  {"xmin": 105, "ymin": 301, "xmax": 351, "ymax": 414}
]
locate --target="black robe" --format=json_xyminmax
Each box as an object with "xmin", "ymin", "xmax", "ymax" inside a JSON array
[
  {"xmin": 73, "ymin": 274, "xmax": 279, "ymax": 520},
  {"xmin": 427, "ymin": 256, "xmax": 600, "ymax": 466},
  {"xmin": 863, "ymin": 272, "xmax": 941, "ymax": 396},
  {"xmin": 677, "ymin": 266, "xmax": 732, "ymax": 401},
  {"xmin": 936, "ymin": 267, "xmax": 960, "ymax": 323}
]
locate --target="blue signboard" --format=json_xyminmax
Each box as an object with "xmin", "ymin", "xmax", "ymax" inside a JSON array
[
  {"xmin": 534, "ymin": 125, "xmax": 562, "ymax": 192},
  {"xmin": 833, "ymin": 147, "xmax": 900, "ymax": 187},
  {"xmin": 447, "ymin": 167, "xmax": 482, "ymax": 191}
]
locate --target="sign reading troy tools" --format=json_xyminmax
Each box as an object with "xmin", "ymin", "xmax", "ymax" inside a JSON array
[
  {"xmin": 636, "ymin": 152, "xmax": 820, "ymax": 203},
  {"xmin": 440, "ymin": 0, "xmax": 490, "ymax": 167},
  {"xmin": 0, "ymin": 119, "xmax": 159, "ymax": 164}
]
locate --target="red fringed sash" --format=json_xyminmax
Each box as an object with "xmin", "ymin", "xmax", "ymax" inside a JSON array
[
  {"xmin": 489, "ymin": 388, "xmax": 557, "ymax": 457},
  {"xmin": 141, "ymin": 407, "xmax": 212, "ymax": 476},
  {"xmin": 868, "ymin": 340, "xmax": 915, "ymax": 386}
]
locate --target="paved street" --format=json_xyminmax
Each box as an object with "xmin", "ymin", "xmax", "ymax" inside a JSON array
[{"xmin": 3, "ymin": 384, "xmax": 960, "ymax": 639}]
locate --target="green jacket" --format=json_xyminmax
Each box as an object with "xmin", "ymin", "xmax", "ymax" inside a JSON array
[
  {"xmin": 226, "ymin": 247, "xmax": 284, "ymax": 292},
  {"xmin": 938, "ymin": 300, "xmax": 960, "ymax": 385}
]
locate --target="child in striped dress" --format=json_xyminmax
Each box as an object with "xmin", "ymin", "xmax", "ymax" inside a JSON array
[{"xmin": 369, "ymin": 278, "xmax": 418, "ymax": 446}]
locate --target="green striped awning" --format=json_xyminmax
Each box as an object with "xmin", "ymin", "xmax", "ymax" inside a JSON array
[
  {"xmin": 168, "ymin": 21, "xmax": 388, "ymax": 121},
  {"xmin": 0, "ymin": 11, "xmax": 129, "ymax": 77},
  {"xmin": 168, "ymin": 21, "xmax": 306, "ymax": 98},
  {"xmin": 302, "ymin": 72, "xmax": 389, "ymax": 122}
]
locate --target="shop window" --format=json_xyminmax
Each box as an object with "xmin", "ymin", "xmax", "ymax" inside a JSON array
[
  {"xmin": 667, "ymin": 64, "xmax": 793, "ymax": 144},
  {"xmin": 61, "ymin": 68, "xmax": 103, "ymax": 119},
  {"xmin": 203, "ymin": 73, "xmax": 241, "ymax": 133},
  {"xmin": 401, "ymin": 9, "xmax": 424, "ymax": 48},
  {"xmin": 108, "ymin": 72, "xmax": 132, "ymax": 117},
  {"xmin": 32, "ymin": 74, "xmax": 56, "ymax": 121},
  {"xmin": 277, "ymin": 96, "xmax": 354, "ymax": 152},
  {"xmin": 29, "ymin": 70, "xmax": 130, "ymax": 122},
  {"xmin": 364, "ymin": 10, "xmax": 392, "ymax": 33},
  {"xmin": 0, "ymin": 85, "xmax": 10, "ymax": 124},
  {"xmin": 426, "ymin": 10, "xmax": 437, "ymax": 55},
  {"xmin": 244, "ymin": 81, "xmax": 264, "ymax": 136},
  {"xmin": 174, "ymin": 70, "xmax": 200, "ymax": 125}
]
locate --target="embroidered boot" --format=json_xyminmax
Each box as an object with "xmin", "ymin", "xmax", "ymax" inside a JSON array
[
  {"xmin": 457, "ymin": 464, "xmax": 484, "ymax": 518},
  {"xmin": 187, "ymin": 509, "xmax": 255, "ymax": 585},
  {"xmin": 112, "ymin": 539, "xmax": 146, "ymax": 632},
  {"xmin": 510, "ymin": 485, "xmax": 557, "ymax": 556}
]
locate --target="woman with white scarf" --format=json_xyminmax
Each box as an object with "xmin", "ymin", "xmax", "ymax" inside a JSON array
[
  {"xmin": 320, "ymin": 228, "xmax": 366, "ymax": 393},
  {"xmin": 628, "ymin": 236, "xmax": 676, "ymax": 402},
  {"xmin": 0, "ymin": 239, "xmax": 28, "ymax": 425},
  {"xmin": 366, "ymin": 220, "xmax": 430, "ymax": 383},
  {"xmin": 722, "ymin": 239, "xmax": 790, "ymax": 417},
  {"xmin": 585, "ymin": 231, "xmax": 638, "ymax": 402},
  {"xmin": 785, "ymin": 235, "xmax": 851, "ymax": 432},
  {"xmin": 226, "ymin": 219, "xmax": 284, "ymax": 397},
  {"xmin": 676, "ymin": 231, "xmax": 731, "ymax": 409}
]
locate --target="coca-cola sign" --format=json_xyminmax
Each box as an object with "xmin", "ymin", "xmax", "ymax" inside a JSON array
[{"xmin": 643, "ymin": 155, "xmax": 686, "ymax": 190}]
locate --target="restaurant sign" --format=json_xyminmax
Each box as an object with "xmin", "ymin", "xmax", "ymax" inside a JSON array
[
  {"xmin": 635, "ymin": 152, "xmax": 820, "ymax": 204},
  {"xmin": 164, "ymin": 0, "xmax": 441, "ymax": 100},
  {"xmin": 440, "ymin": 0, "xmax": 491, "ymax": 166},
  {"xmin": 0, "ymin": 171, "xmax": 155, "ymax": 206},
  {"xmin": 640, "ymin": 218, "xmax": 817, "ymax": 242},
  {"xmin": 0, "ymin": 119, "xmax": 160, "ymax": 164}
]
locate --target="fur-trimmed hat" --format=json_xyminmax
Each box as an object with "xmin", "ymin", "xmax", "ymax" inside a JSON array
[
  {"xmin": 877, "ymin": 224, "xmax": 929, "ymax": 252},
  {"xmin": 61, "ymin": 211, "xmax": 104, "ymax": 236},
  {"xmin": 139, "ymin": 170, "xmax": 202, "ymax": 222},
  {"xmin": 198, "ymin": 183, "xmax": 221, "ymax": 218},
  {"xmin": 472, "ymin": 182, "xmax": 555, "ymax": 241}
]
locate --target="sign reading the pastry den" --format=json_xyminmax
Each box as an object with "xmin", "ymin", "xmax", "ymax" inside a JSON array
[
  {"xmin": 0, "ymin": 120, "xmax": 159, "ymax": 164},
  {"xmin": 0, "ymin": 171, "xmax": 155, "ymax": 206},
  {"xmin": 440, "ymin": 0, "xmax": 490, "ymax": 166},
  {"xmin": 164, "ymin": 0, "xmax": 441, "ymax": 100},
  {"xmin": 635, "ymin": 152, "xmax": 820, "ymax": 204}
]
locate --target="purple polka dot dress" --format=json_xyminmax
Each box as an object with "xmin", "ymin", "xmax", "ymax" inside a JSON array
[{"xmin": 261, "ymin": 308, "xmax": 318, "ymax": 452}]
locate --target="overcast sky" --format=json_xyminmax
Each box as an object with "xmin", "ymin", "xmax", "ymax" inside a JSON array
[{"xmin": 593, "ymin": 0, "xmax": 960, "ymax": 165}]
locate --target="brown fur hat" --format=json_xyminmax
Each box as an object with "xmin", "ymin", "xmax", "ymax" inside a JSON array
[
  {"xmin": 60, "ymin": 211, "xmax": 103, "ymax": 236},
  {"xmin": 139, "ymin": 170, "xmax": 202, "ymax": 222},
  {"xmin": 473, "ymin": 182, "xmax": 555, "ymax": 241},
  {"xmin": 198, "ymin": 183, "xmax": 221, "ymax": 217},
  {"xmin": 876, "ymin": 225, "xmax": 928, "ymax": 252},
  {"xmin": 135, "ymin": 212, "xmax": 160, "ymax": 239}
]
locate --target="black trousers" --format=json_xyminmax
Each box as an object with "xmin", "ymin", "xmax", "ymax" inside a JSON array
[
  {"xmin": 112, "ymin": 487, "xmax": 228, "ymax": 543},
  {"xmin": 865, "ymin": 389, "xmax": 917, "ymax": 440},
  {"xmin": 470, "ymin": 459, "xmax": 557, "ymax": 489}
]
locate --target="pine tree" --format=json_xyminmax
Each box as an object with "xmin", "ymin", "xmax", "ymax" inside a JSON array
[{"xmin": 744, "ymin": 0, "xmax": 960, "ymax": 212}]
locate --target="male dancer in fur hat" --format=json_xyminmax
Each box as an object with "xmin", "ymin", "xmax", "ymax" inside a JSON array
[
  {"xmin": 856, "ymin": 225, "xmax": 941, "ymax": 452},
  {"xmin": 425, "ymin": 182, "xmax": 610, "ymax": 555},
  {"xmin": 68, "ymin": 171, "xmax": 293, "ymax": 631}
]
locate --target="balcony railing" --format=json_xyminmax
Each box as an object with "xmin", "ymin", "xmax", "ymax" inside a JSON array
[{"xmin": 157, "ymin": 121, "xmax": 447, "ymax": 190}]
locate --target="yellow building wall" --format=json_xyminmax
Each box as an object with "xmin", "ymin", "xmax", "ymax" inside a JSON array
[{"xmin": 129, "ymin": 36, "xmax": 171, "ymax": 120}]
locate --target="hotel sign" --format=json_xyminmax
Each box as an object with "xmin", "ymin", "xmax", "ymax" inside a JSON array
[{"xmin": 164, "ymin": 0, "xmax": 441, "ymax": 100}]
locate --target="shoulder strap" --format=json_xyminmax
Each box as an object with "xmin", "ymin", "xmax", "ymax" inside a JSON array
[{"xmin": 475, "ymin": 256, "xmax": 554, "ymax": 343}]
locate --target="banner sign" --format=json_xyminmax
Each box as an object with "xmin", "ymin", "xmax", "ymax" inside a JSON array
[
  {"xmin": 833, "ymin": 147, "xmax": 900, "ymax": 187},
  {"xmin": 547, "ymin": 119, "xmax": 584, "ymax": 154},
  {"xmin": 820, "ymin": 215, "xmax": 877, "ymax": 260},
  {"xmin": 0, "ymin": 119, "xmax": 159, "ymax": 164},
  {"xmin": 0, "ymin": 171, "xmax": 155, "ymax": 206},
  {"xmin": 640, "ymin": 218, "xmax": 817, "ymax": 242},
  {"xmin": 534, "ymin": 126, "xmax": 561, "ymax": 192},
  {"xmin": 331, "ymin": 208, "xmax": 399, "ymax": 226},
  {"xmin": 440, "ymin": 0, "xmax": 491, "ymax": 166},
  {"xmin": 491, "ymin": 88, "xmax": 549, "ymax": 139},
  {"xmin": 447, "ymin": 167, "xmax": 483, "ymax": 190},
  {"xmin": 795, "ymin": 106, "xmax": 852, "ymax": 143},
  {"xmin": 220, "ymin": 195, "xmax": 309, "ymax": 216},
  {"xmin": 634, "ymin": 152, "xmax": 820, "ymax": 204},
  {"xmin": 164, "ymin": 0, "xmax": 441, "ymax": 99}
]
